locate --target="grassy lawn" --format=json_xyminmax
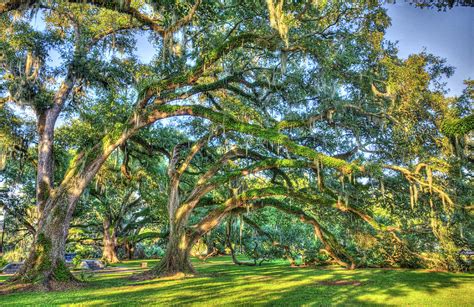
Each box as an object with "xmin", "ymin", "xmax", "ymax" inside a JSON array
[{"xmin": 0, "ymin": 256, "xmax": 473, "ymax": 306}]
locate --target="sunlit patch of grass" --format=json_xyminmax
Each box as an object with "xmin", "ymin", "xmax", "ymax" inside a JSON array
[{"xmin": 0, "ymin": 256, "xmax": 473, "ymax": 306}]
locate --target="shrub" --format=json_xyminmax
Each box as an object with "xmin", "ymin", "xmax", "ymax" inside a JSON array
[
  {"xmin": 72, "ymin": 255, "xmax": 82, "ymax": 269},
  {"xmin": 0, "ymin": 256, "xmax": 7, "ymax": 268},
  {"xmin": 143, "ymin": 245, "xmax": 165, "ymax": 259}
]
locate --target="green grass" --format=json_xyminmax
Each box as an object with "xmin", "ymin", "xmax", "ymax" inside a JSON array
[{"xmin": 1, "ymin": 256, "xmax": 473, "ymax": 306}]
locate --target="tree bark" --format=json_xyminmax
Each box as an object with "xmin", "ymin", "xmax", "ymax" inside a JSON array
[
  {"xmin": 151, "ymin": 227, "xmax": 195, "ymax": 276},
  {"xmin": 102, "ymin": 219, "xmax": 119, "ymax": 263},
  {"xmin": 149, "ymin": 178, "xmax": 195, "ymax": 276},
  {"xmin": 13, "ymin": 125, "xmax": 136, "ymax": 286},
  {"xmin": 36, "ymin": 111, "xmax": 55, "ymax": 213},
  {"xmin": 35, "ymin": 79, "xmax": 74, "ymax": 213},
  {"xmin": 124, "ymin": 241, "xmax": 134, "ymax": 260},
  {"xmin": 12, "ymin": 191, "xmax": 77, "ymax": 288}
]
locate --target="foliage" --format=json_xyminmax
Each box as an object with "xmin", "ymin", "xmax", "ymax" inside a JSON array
[
  {"xmin": 143, "ymin": 245, "xmax": 165, "ymax": 259},
  {"xmin": 71, "ymin": 255, "xmax": 82, "ymax": 269},
  {"xmin": 0, "ymin": 256, "xmax": 7, "ymax": 268}
]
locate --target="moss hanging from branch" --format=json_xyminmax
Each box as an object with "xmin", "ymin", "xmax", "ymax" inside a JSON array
[
  {"xmin": 0, "ymin": 145, "xmax": 7, "ymax": 171},
  {"xmin": 315, "ymin": 158, "xmax": 324, "ymax": 190},
  {"xmin": 147, "ymin": 104, "xmax": 361, "ymax": 172},
  {"xmin": 384, "ymin": 164, "xmax": 454, "ymax": 209},
  {"xmin": 266, "ymin": 0, "xmax": 289, "ymax": 46}
]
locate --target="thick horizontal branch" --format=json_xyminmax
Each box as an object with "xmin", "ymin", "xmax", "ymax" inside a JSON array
[{"xmin": 145, "ymin": 105, "xmax": 359, "ymax": 171}]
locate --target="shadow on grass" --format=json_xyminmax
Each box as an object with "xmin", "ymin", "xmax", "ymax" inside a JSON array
[{"xmin": 0, "ymin": 256, "xmax": 473, "ymax": 305}]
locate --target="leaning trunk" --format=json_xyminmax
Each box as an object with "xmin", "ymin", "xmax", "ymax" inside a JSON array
[
  {"xmin": 13, "ymin": 127, "xmax": 134, "ymax": 286},
  {"xmin": 14, "ymin": 108, "xmax": 155, "ymax": 286},
  {"xmin": 102, "ymin": 220, "xmax": 119, "ymax": 263}
]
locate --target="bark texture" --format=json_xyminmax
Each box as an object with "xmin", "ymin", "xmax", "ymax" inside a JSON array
[
  {"xmin": 102, "ymin": 219, "xmax": 119, "ymax": 263},
  {"xmin": 152, "ymin": 228, "xmax": 195, "ymax": 276},
  {"xmin": 14, "ymin": 125, "xmax": 136, "ymax": 286},
  {"xmin": 150, "ymin": 175, "xmax": 196, "ymax": 276},
  {"xmin": 12, "ymin": 192, "xmax": 77, "ymax": 288}
]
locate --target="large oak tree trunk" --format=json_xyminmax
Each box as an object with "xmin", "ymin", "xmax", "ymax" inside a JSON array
[
  {"xmin": 36, "ymin": 113, "xmax": 55, "ymax": 213},
  {"xmin": 12, "ymin": 192, "xmax": 77, "ymax": 288},
  {"xmin": 102, "ymin": 220, "xmax": 119, "ymax": 263},
  {"xmin": 14, "ymin": 125, "xmax": 137, "ymax": 286},
  {"xmin": 152, "ymin": 227, "xmax": 195, "ymax": 276},
  {"xmin": 150, "ymin": 181, "xmax": 195, "ymax": 276},
  {"xmin": 151, "ymin": 203, "xmax": 237, "ymax": 277}
]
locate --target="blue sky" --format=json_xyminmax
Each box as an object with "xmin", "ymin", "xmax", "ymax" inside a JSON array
[{"xmin": 385, "ymin": 4, "xmax": 473, "ymax": 96}]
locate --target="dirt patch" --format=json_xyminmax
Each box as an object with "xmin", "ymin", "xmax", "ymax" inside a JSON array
[
  {"xmin": 86, "ymin": 267, "xmax": 144, "ymax": 274},
  {"xmin": 201, "ymin": 272, "xmax": 225, "ymax": 278},
  {"xmin": 426, "ymin": 268, "xmax": 449, "ymax": 273},
  {"xmin": 318, "ymin": 280, "xmax": 363, "ymax": 286},
  {"xmin": 0, "ymin": 282, "xmax": 35, "ymax": 295},
  {"xmin": 0, "ymin": 280, "xmax": 84, "ymax": 295},
  {"xmin": 250, "ymin": 275, "xmax": 274, "ymax": 281}
]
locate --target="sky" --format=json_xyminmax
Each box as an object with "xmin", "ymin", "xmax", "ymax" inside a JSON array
[{"xmin": 384, "ymin": 3, "xmax": 473, "ymax": 96}]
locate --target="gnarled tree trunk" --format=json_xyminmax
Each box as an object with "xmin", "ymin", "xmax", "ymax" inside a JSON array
[
  {"xmin": 13, "ymin": 124, "xmax": 137, "ymax": 286},
  {"xmin": 36, "ymin": 112, "xmax": 55, "ymax": 214},
  {"xmin": 152, "ymin": 226, "xmax": 195, "ymax": 276},
  {"xmin": 35, "ymin": 80, "xmax": 74, "ymax": 213},
  {"xmin": 12, "ymin": 192, "xmax": 77, "ymax": 288}
]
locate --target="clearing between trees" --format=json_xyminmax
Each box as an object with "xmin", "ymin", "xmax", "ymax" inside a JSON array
[{"xmin": 1, "ymin": 257, "xmax": 473, "ymax": 306}]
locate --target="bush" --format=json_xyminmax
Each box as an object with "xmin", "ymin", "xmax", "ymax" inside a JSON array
[
  {"xmin": 78, "ymin": 270, "xmax": 95, "ymax": 281},
  {"xmin": 101, "ymin": 257, "xmax": 110, "ymax": 267},
  {"xmin": 143, "ymin": 245, "xmax": 165, "ymax": 258},
  {"xmin": 69, "ymin": 244, "xmax": 100, "ymax": 259},
  {"xmin": 304, "ymin": 250, "xmax": 330, "ymax": 265},
  {"xmin": 0, "ymin": 256, "xmax": 7, "ymax": 268},
  {"xmin": 2, "ymin": 249, "xmax": 26, "ymax": 262},
  {"xmin": 72, "ymin": 255, "xmax": 82, "ymax": 269}
]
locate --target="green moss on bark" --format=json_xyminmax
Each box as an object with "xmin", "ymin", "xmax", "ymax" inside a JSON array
[{"xmin": 150, "ymin": 105, "xmax": 360, "ymax": 172}]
